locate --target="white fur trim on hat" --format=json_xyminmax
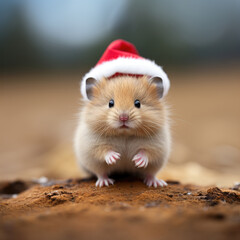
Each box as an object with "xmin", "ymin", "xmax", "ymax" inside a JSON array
[{"xmin": 81, "ymin": 57, "xmax": 170, "ymax": 100}]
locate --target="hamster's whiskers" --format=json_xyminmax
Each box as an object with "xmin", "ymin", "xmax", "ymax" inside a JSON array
[
  {"xmin": 91, "ymin": 123, "xmax": 111, "ymax": 139},
  {"xmin": 142, "ymin": 126, "xmax": 156, "ymax": 140}
]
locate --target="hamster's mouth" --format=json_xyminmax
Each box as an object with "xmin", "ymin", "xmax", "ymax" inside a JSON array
[
  {"xmin": 120, "ymin": 126, "xmax": 129, "ymax": 129},
  {"xmin": 119, "ymin": 124, "xmax": 130, "ymax": 129}
]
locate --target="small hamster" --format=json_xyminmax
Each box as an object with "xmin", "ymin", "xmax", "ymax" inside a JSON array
[{"xmin": 74, "ymin": 75, "xmax": 171, "ymax": 187}]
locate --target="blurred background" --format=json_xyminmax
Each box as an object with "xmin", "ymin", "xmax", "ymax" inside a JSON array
[{"xmin": 0, "ymin": 0, "xmax": 239, "ymax": 186}]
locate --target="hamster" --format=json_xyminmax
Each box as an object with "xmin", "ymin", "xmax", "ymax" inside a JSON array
[{"xmin": 74, "ymin": 75, "xmax": 171, "ymax": 187}]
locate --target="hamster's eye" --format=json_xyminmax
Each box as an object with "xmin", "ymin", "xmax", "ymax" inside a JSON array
[
  {"xmin": 134, "ymin": 99, "xmax": 141, "ymax": 108},
  {"xmin": 109, "ymin": 99, "xmax": 114, "ymax": 108}
]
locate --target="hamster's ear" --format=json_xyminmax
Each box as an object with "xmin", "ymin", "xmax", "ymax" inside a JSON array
[
  {"xmin": 149, "ymin": 76, "xmax": 164, "ymax": 98},
  {"xmin": 86, "ymin": 77, "xmax": 97, "ymax": 100}
]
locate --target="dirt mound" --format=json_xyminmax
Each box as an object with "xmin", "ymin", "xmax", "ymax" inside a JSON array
[{"xmin": 0, "ymin": 178, "xmax": 239, "ymax": 240}]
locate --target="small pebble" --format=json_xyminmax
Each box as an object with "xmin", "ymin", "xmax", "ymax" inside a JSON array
[
  {"xmin": 12, "ymin": 194, "xmax": 18, "ymax": 198},
  {"xmin": 33, "ymin": 176, "xmax": 48, "ymax": 185},
  {"xmin": 232, "ymin": 182, "xmax": 240, "ymax": 191}
]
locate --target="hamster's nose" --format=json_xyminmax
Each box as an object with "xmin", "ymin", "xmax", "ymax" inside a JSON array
[{"xmin": 119, "ymin": 113, "xmax": 129, "ymax": 122}]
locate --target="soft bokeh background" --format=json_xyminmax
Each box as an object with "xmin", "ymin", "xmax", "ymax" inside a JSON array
[{"xmin": 1, "ymin": 0, "xmax": 240, "ymax": 186}]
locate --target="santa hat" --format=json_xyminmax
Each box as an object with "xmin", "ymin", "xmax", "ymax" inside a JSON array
[{"xmin": 81, "ymin": 39, "xmax": 170, "ymax": 100}]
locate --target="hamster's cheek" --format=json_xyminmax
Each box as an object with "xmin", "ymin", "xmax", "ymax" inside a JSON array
[
  {"xmin": 107, "ymin": 110, "xmax": 119, "ymax": 129},
  {"xmin": 128, "ymin": 119, "xmax": 140, "ymax": 129},
  {"xmin": 107, "ymin": 118, "xmax": 119, "ymax": 129}
]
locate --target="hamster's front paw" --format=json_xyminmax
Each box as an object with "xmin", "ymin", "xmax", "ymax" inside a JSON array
[
  {"xmin": 132, "ymin": 150, "xmax": 148, "ymax": 168},
  {"xmin": 144, "ymin": 175, "xmax": 168, "ymax": 188},
  {"xmin": 105, "ymin": 151, "xmax": 121, "ymax": 165}
]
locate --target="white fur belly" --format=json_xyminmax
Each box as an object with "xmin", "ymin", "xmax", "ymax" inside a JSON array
[
  {"xmin": 74, "ymin": 121, "xmax": 169, "ymax": 177},
  {"xmin": 104, "ymin": 137, "xmax": 146, "ymax": 174}
]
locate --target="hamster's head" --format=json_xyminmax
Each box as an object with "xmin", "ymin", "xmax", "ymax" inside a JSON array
[{"xmin": 83, "ymin": 76, "xmax": 168, "ymax": 137}]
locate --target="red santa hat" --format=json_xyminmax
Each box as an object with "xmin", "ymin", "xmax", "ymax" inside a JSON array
[{"xmin": 81, "ymin": 39, "xmax": 170, "ymax": 100}]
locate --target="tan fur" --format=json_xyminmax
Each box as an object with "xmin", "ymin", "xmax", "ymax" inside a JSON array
[{"xmin": 74, "ymin": 76, "xmax": 171, "ymax": 179}]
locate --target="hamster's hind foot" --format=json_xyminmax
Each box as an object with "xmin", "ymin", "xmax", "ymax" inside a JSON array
[
  {"xmin": 144, "ymin": 175, "xmax": 167, "ymax": 188},
  {"xmin": 96, "ymin": 175, "xmax": 115, "ymax": 187}
]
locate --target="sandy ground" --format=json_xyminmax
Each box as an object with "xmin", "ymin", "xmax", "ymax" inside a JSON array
[{"xmin": 0, "ymin": 177, "xmax": 240, "ymax": 240}]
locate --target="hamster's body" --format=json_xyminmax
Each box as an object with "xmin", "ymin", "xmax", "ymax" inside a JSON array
[{"xmin": 74, "ymin": 76, "xmax": 171, "ymax": 187}]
